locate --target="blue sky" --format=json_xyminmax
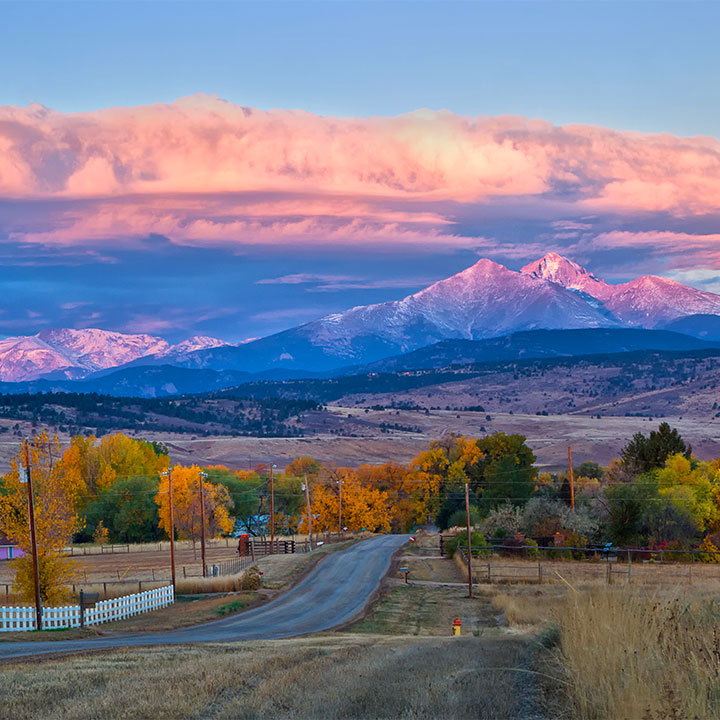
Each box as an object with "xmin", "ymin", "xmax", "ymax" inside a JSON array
[
  {"xmin": 4, "ymin": 1, "xmax": 719, "ymax": 136},
  {"xmin": 1, "ymin": 1, "xmax": 719, "ymax": 342}
]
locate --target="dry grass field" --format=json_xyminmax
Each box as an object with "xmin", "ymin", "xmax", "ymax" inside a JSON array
[
  {"xmin": 4, "ymin": 535, "xmax": 720, "ymax": 718},
  {"xmin": 0, "ymin": 405, "xmax": 718, "ymax": 472}
]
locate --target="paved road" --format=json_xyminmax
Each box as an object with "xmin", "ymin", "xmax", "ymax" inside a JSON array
[{"xmin": 0, "ymin": 534, "xmax": 408, "ymax": 661}]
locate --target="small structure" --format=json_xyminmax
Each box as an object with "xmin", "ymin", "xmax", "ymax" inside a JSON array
[{"xmin": 0, "ymin": 533, "xmax": 24, "ymax": 561}]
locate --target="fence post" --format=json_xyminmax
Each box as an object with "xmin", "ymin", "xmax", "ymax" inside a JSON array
[
  {"xmin": 538, "ymin": 560, "xmax": 542, "ymax": 584},
  {"xmin": 627, "ymin": 550, "xmax": 631, "ymax": 583}
]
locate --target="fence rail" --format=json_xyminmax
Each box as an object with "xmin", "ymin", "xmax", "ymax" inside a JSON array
[
  {"xmin": 449, "ymin": 542, "xmax": 720, "ymax": 586},
  {"xmin": 0, "ymin": 585, "xmax": 174, "ymax": 632},
  {"xmin": 206, "ymin": 555, "xmax": 254, "ymax": 577}
]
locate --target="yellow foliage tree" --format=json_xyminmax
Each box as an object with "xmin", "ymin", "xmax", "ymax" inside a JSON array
[
  {"xmin": 303, "ymin": 470, "xmax": 392, "ymax": 533},
  {"xmin": 156, "ymin": 465, "xmax": 233, "ymax": 542},
  {"xmin": 0, "ymin": 433, "xmax": 83, "ymax": 604},
  {"xmin": 58, "ymin": 432, "xmax": 168, "ymax": 498}
]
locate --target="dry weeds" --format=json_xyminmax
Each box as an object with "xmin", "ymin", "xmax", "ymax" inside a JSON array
[
  {"xmin": 0, "ymin": 633, "xmax": 533, "ymax": 720},
  {"xmin": 554, "ymin": 588, "xmax": 720, "ymax": 720}
]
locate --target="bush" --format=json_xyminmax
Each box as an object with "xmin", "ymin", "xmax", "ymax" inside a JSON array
[
  {"xmin": 481, "ymin": 503, "xmax": 522, "ymax": 538},
  {"xmin": 446, "ymin": 530, "xmax": 488, "ymax": 558},
  {"xmin": 696, "ymin": 537, "xmax": 720, "ymax": 563}
]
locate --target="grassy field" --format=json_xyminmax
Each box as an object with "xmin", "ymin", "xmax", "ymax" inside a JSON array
[
  {"xmin": 0, "ymin": 545, "xmax": 541, "ymax": 720},
  {"xmin": 0, "ymin": 535, "xmax": 354, "ymax": 604},
  {"xmin": 4, "ymin": 535, "xmax": 720, "ymax": 718}
]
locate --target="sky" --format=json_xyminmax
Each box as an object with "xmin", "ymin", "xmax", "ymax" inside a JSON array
[{"xmin": 1, "ymin": 0, "xmax": 719, "ymax": 343}]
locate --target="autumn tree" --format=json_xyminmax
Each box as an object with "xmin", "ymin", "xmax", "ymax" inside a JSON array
[
  {"xmin": 84, "ymin": 475, "xmax": 162, "ymax": 543},
  {"xmin": 59, "ymin": 432, "xmax": 168, "ymax": 499},
  {"xmin": 0, "ymin": 433, "xmax": 83, "ymax": 604},
  {"xmin": 302, "ymin": 468, "xmax": 392, "ymax": 533},
  {"xmin": 156, "ymin": 465, "xmax": 233, "ymax": 544}
]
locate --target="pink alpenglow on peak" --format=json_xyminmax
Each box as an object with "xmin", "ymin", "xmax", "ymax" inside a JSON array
[
  {"xmin": 521, "ymin": 253, "xmax": 720, "ymax": 327},
  {"xmin": 0, "ymin": 330, "xmax": 231, "ymax": 382},
  {"xmin": 520, "ymin": 252, "xmax": 615, "ymax": 301}
]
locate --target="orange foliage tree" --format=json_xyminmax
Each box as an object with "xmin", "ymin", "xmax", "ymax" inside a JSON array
[
  {"xmin": 156, "ymin": 465, "xmax": 233, "ymax": 542},
  {"xmin": 0, "ymin": 432, "xmax": 83, "ymax": 604}
]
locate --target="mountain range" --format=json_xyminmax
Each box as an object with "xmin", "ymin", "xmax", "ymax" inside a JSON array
[
  {"xmin": 0, "ymin": 329, "xmax": 230, "ymax": 382},
  {"xmin": 3, "ymin": 252, "xmax": 720, "ymax": 388}
]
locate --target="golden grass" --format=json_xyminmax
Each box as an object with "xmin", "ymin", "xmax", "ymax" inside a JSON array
[
  {"xmin": 489, "ymin": 591, "xmax": 557, "ymax": 627},
  {"xmin": 175, "ymin": 567, "xmax": 261, "ymax": 595},
  {"xmin": 0, "ymin": 635, "xmax": 533, "ymax": 720},
  {"xmin": 555, "ymin": 588, "xmax": 720, "ymax": 720}
]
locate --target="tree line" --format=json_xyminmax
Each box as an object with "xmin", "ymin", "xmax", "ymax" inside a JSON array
[{"xmin": 2, "ymin": 421, "xmax": 720, "ymax": 603}]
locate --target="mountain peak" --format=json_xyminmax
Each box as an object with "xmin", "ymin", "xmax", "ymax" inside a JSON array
[{"xmin": 520, "ymin": 252, "xmax": 613, "ymax": 300}]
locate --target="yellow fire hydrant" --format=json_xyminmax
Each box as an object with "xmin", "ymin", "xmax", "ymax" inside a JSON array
[{"xmin": 452, "ymin": 617, "xmax": 462, "ymax": 636}]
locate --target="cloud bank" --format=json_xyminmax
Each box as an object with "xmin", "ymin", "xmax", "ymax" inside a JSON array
[{"xmin": 1, "ymin": 94, "xmax": 719, "ymax": 284}]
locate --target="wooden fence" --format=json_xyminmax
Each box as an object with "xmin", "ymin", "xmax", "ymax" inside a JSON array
[
  {"xmin": 0, "ymin": 584, "xmax": 174, "ymax": 632},
  {"xmin": 451, "ymin": 543, "xmax": 720, "ymax": 586}
]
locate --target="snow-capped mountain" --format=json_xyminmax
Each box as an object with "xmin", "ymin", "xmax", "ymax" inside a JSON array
[
  {"xmin": 0, "ymin": 329, "xmax": 230, "ymax": 382},
  {"xmin": 174, "ymin": 253, "xmax": 720, "ymax": 374},
  {"xmin": 521, "ymin": 252, "xmax": 614, "ymax": 301},
  {"xmin": 165, "ymin": 258, "xmax": 619, "ymax": 373},
  {"xmin": 4, "ymin": 253, "xmax": 720, "ymax": 383},
  {"xmin": 156, "ymin": 335, "xmax": 229, "ymax": 360},
  {"xmin": 523, "ymin": 253, "xmax": 720, "ymax": 327}
]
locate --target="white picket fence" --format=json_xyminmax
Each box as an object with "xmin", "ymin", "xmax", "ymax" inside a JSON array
[{"xmin": 0, "ymin": 585, "xmax": 174, "ymax": 632}]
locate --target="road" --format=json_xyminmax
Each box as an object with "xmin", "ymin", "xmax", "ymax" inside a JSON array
[{"xmin": 0, "ymin": 534, "xmax": 407, "ymax": 661}]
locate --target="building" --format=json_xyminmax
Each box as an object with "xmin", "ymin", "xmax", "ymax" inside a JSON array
[{"xmin": 0, "ymin": 533, "xmax": 24, "ymax": 561}]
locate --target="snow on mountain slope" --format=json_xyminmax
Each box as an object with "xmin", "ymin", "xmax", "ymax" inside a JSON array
[
  {"xmin": 176, "ymin": 258, "xmax": 619, "ymax": 373},
  {"xmin": 603, "ymin": 276, "xmax": 720, "ymax": 327},
  {"xmin": 523, "ymin": 253, "xmax": 720, "ymax": 328},
  {"xmin": 38, "ymin": 328, "xmax": 170, "ymax": 370},
  {"xmin": 0, "ymin": 330, "xmax": 229, "ymax": 381},
  {"xmin": 0, "ymin": 336, "xmax": 78, "ymax": 382},
  {"xmin": 521, "ymin": 252, "xmax": 615, "ymax": 301},
  {"xmin": 158, "ymin": 336, "xmax": 231, "ymax": 358}
]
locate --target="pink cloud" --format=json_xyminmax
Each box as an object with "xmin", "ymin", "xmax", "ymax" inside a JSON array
[
  {"xmin": 1, "ymin": 95, "xmax": 720, "ymax": 265},
  {"xmin": 2, "ymin": 96, "xmax": 718, "ymax": 212},
  {"xmin": 584, "ymin": 230, "xmax": 720, "ymax": 267}
]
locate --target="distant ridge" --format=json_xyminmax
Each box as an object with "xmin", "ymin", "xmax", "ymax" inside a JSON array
[
  {"xmin": 4, "ymin": 253, "xmax": 720, "ymax": 385},
  {"xmin": 0, "ymin": 328, "xmax": 717, "ymax": 398}
]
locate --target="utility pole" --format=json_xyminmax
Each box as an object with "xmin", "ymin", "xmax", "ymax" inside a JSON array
[
  {"xmin": 568, "ymin": 446, "xmax": 575, "ymax": 510},
  {"xmin": 337, "ymin": 479, "xmax": 343, "ymax": 534},
  {"xmin": 465, "ymin": 482, "xmax": 473, "ymax": 599},
  {"xmin": 23, "ymin": 439, "xmax": 43, "ymax": 630},
  {"xmin": 269, "ymin": 464, "xmax": 276, "ymax": 553},
  {"xmin": 303, "ymin": 473, "xmax": 313, "ymax": 548},
  {"xmin": 198, "ymin": 471, "xmax": 208, "ymax": 577},
  {"xmin": 163, "ymin": 468, "xmax": 177, "ymax": 596}
]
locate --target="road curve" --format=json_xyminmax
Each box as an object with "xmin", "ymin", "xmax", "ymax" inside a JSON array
[{"xmin": 0, "ymin": 534, "xmax": 408, "ymax": 661}]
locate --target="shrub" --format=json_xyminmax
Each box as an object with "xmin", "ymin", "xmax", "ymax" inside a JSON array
[
  {"xmin": 446, "ymin": 530, "xmax": 487, "ymax": 558},
  {"xmin": 696, "ymin": 537, "xmax": 720, "ymax": 563},
  {"xmin": 481, "ymin": 503, "xmax": 522, "ymax": 538}
]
